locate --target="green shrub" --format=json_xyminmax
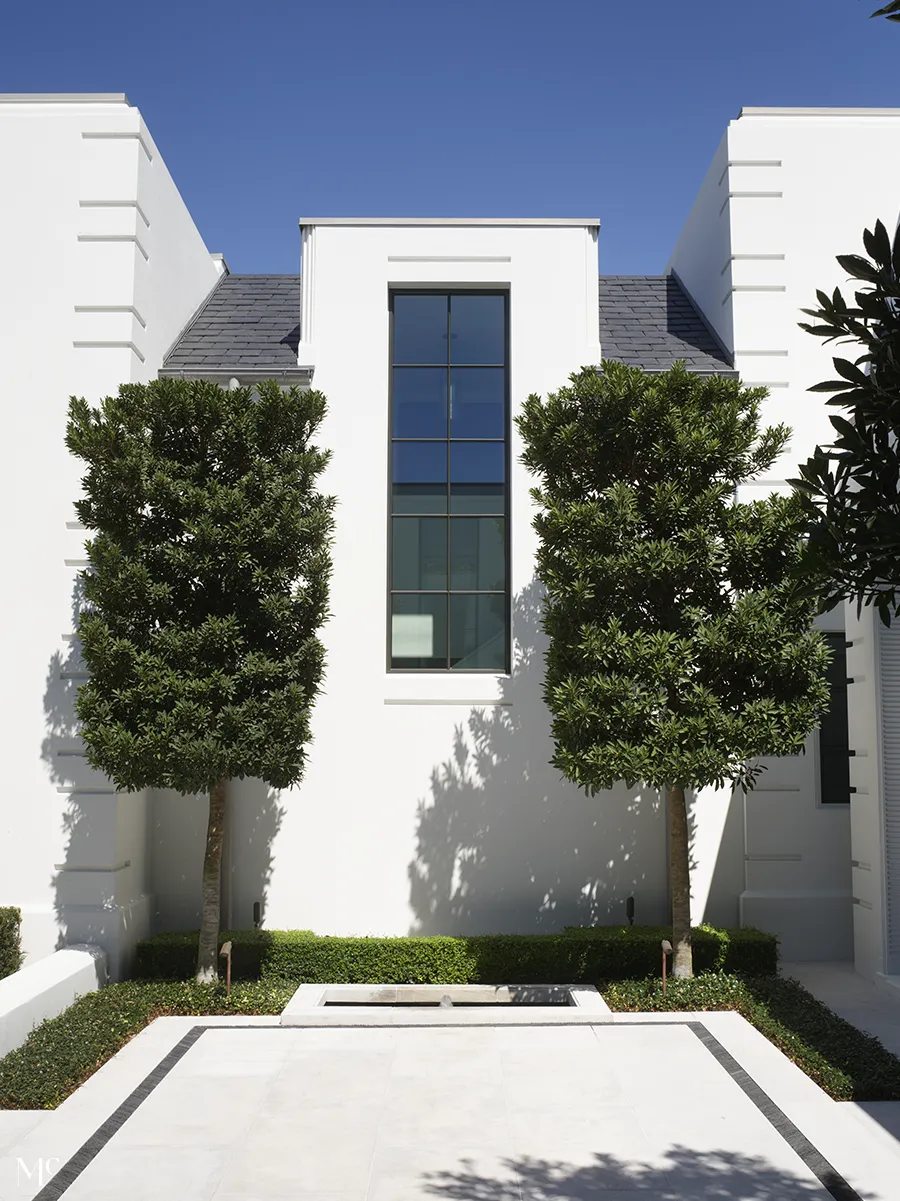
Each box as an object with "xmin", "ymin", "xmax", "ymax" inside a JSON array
[
  {"xmin": 605, "ymin": 973, "xmax": 900, "ymax": 1102},
  {"xmin": 0, "ymin": 979, "xmax": 294, "ymax": 1110},
  {"xmin": 134, "ymin": 924, "xmax": 777, "ymax": 983},
  {"xmin": 0, "ymin": 908, "xmax": 22, "ymax": 980}
]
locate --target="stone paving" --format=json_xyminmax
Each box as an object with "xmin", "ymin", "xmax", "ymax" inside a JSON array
[{"xmin": 2, "ymin": 1011, "xmax": 900, "ymax": 1200}]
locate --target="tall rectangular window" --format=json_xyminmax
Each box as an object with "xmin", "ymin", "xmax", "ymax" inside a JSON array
[
  {"xmin": 819, "ymin": 632, "xmax": 851, "ymax": 804},
  {"xmin": 389, "ymin": 291, "xmax": 509, "ymax": 671}
]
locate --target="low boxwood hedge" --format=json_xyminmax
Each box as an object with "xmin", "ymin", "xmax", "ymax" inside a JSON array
[
  {"xmin": 134, "ymin": 923, "xmax": 777, "ymax": 983},
  {"xmin": 0, "ymin": 908, "xmax": 22, "ymax": 981}
]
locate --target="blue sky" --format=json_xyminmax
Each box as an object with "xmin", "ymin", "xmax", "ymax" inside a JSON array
[{"xmin": 2, "ymin": 1, "xmax": 896, "ymax": 274}]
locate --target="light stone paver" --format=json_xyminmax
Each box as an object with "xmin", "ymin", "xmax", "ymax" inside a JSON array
[{"xmin": 1, "ymin": 1014, "xmax": 898, "ymax": 1200}]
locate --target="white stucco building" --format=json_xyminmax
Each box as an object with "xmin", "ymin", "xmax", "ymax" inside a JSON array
[{"xmin": 2, "ymin": 95, "xmax": 899, "ymax": 983}]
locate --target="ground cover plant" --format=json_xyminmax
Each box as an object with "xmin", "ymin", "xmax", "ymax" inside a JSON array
[
  {"xmin": 2, "ymin": 972, "xmax": 899, "ymax": 1109},
  {"xmin": 0, "ymin": 979, "xmax": 295, "ymax": 1110}
]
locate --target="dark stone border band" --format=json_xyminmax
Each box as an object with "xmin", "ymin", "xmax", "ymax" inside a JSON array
[
  {"xmin": 31, "ymin": 1026, "xmax": 206, "ymax": 1201},
  {"xmin": 30, "ymin": 1018, "xmax": 862, "ymax": 1201},
  {"xmin": 686, "ymin": 1021, "xmax": 862, "ymax": 1201}
]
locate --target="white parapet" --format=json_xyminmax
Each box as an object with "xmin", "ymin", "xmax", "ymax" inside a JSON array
[{"xmin": 0, "ymin": 944, "xmax": 107, "ymax": 1059}]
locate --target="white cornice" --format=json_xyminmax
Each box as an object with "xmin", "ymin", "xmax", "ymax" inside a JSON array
[
  {"xmin": 298, "ymin": 217, "xmax": 600, "ymax": 228},
  {"xmin": 0, "ymin": 93, "xmax": 130, "ymax": 104},
  {"xmin": 739, "ymin": 106, "xmax": 900, "ymax": 118}
]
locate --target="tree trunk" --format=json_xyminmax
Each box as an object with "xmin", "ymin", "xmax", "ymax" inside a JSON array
[
  {"xmin": 196, "ymin": 776, "xmax": 228, "ymax": 983},
  {"xmin": 667, "ymin": 783, "xmax": 693, "ymax": 978}
]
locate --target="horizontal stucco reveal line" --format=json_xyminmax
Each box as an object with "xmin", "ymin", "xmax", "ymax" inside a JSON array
[
  {"xmin": 0, "ymin": 92, "xmax": 129, "ymax": 103},
  {"xmin": 73, "ymin": 340, "xmax": 145, "ymax": 362},
  {"xmin": 853, "ymin": 861, "xmax": 873, "ymax": 871},
  {"xmin": 55, "ymin": 786, "xmax": 116, "ymax": 795},
  {"xmin": 719, "ymin": 192, "xmax": 783, "ymax": 217},
  {"xmin": 742, "ymin": 381, "xmax": 790, "ymax": 388},
  {"xmin": 299, "ymin": 217, "xmax": 599, "ymax": 227},
  {"xmin": 383, "ymin": 698, "xmax": 512, "ymax": 706},
  {"xmin": 387, "ymin": 255, "xmax": 512, "ymax": 263},
  {"xmin": 79, "ymin": 199, "xmax": 150, "ymax": 228},
  {"xmin": 745, "ymin": 853, "xmax": 802, "ymax": 862},
  {"xmin": 74, "ymin": 304, "xmax": 147, "ymax": 328},
  {"xmin": 53, "ymin": 861, "xmax": 131, "ymax": 873},
  {"xmin": 722, "ymin": 285, "xmax": 787, "ymax": 306},
  {"xmin": 734, "ymin": 348, "xmax": 789, "ymax": 355},
  {"xmin": 76, "ymin": 233, "xmax": 149, "ymax": 262},
  {"xmin": 717, "ymin": 160, "xmax": 783, "ymax": 186},
  {"xmin": 720, "ymin": 254, "xmax": 786, "ymax": 276},
  {"xmin": 81, "ymin": 130, "xmax": 153, "ymax": 161}
]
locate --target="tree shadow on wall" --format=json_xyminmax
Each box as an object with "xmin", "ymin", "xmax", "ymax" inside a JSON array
[
  {"xmin": 408, "ymin": 580, "xmax": 670, "ymax": 936},
  {"xmin": 42, "ymin": 579, "xmax": 285, "ymax": 948},
  {"xmin": 421, "ymin": 1147, "xmax": 833, "ymax": 1200}
]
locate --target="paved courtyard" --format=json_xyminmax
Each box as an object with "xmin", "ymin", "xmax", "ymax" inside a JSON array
[{"xmin": 2, "ymin": 1012, "xmax": 900, "ymax": 1200}]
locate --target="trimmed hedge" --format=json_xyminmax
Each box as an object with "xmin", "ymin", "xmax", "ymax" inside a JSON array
[
  {"xmin": 134, "ymin": 924, "xmax": 778, "ymax": 983},
  {"xmin": 0, "ymin": 979, "xmax": 295, "ymax": 1110},
  {"xmin": 4, "ymin": 971, "xmax": 900, "ymax": 1109},
  {"xmin": 0, "ymin": 908, "xmax": 22, "ymax": 981},
  {"xmin": 605, "ymin": 973, "xmax": 900, "ymax": 1102}
]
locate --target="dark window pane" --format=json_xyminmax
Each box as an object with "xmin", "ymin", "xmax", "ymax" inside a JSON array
[
  {"xmin": 450, "ymin": 368, "xmax": 505, "ymax": 439},
  {"xmin": 450, "ymin": 441, "xmax": 505, "ymax": 482},
  {"xmin": 393, "ymin": 368, "xmax": 447, "ymax": 438},
  {"xmin": 449, "ymin": 594, "xmax": 507, "ymax": 670},
  {"xmin": 392, "ymin": 594, "xmax": 447, "ymax": 668},
  {"xmin": 392, "ymin": 518, "xmax": 447, "ymax": 590},
  {"xmin": 392, "ymin": 484, "xmax": 447, "ymax": 514},
  {"xmin": 450, "ymin": 518, "xmax": 505, "ymax": 591},
  {"xmin": 450, "ymin": 294, "xmax": 505, "ymax": 364},
  {"xmin": 450, "ymin": 484, "xmax": 504, "ymax": 514},
  {"xmin": 393, "ymin": 442, "xmax": 447, "ymax": 483},
  {"xmin": 450, "ymin": 442, "xmax": 505, "ymax": 513},
  {"xmin": 393, "ymin": 294, "xmax": 448, "ymax": 364}
]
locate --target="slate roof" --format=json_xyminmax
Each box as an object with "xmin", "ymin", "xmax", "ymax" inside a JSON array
[
  {"xmin": 161, "ymin": 270, "xmax": 735, "ymax": 379},
  {"xmin": 160, "ymin": 274, "xmax": 302, "ymax": 377},
  {"xmin": 599, "ymin": 275, "xmax": 735, "ymax": 375}
]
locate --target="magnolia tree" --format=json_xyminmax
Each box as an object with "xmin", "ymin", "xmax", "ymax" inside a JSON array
[
  {"xmin": 517, "ymin": 362, "xmax": 831, "ymax": 976},
  {"xmin": 791, "ymin": 220, "xmax": 900, "ymax": 624},
  {"xmin": 67, "ymin": 378, "xmax": 334, "ymax": 981}
]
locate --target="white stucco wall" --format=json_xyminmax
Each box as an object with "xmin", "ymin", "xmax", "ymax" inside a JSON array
[
  {"xmin": 670, "ymin": 107, "xmax": 900, "ymax": 960},
  {"xmin": 152, "ymin": 219, "xmax": 676, "ymax": 939},
  {"xmin": 0, "ymin": 95, "xmax": 221, "ymax": 976}
]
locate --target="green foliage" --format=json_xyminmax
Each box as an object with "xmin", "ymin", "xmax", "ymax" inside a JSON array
[
  {"xmin": 871, "ymin": 1, "xmax": 900, "ymax": 21},
  {"xmin": 65, "ymin": 378, "xmax": 334, "ymax": 794},
  {"xmin": 791, "ymin": 220, "xmax": 900, "ymax": 625},
  {"xmin": 5, "ymin": 964, "xmax": 897, "ymax": 1110},
  {"xmin": 516, "ymin": 361, "xmax": 832, "ymax": 795},
  {"xmin": 0, "ymin": 979, "xmax": 295, "ymax": 1110},
  {"xmin": 133, "ymin": 924, "xmax": 777, "ymax": 983},
  {"xmin": 605, "ymin": 973, "xmax": 900, "ymax": 1101},
  {"xmin": 0, "ymin": 908, "xmax": 22, "ymax": 980}
]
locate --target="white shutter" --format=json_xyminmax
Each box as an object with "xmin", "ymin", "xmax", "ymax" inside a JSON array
[{"xmin": 881, "ymin": 622, "xmax": 900, "ymax": 956}]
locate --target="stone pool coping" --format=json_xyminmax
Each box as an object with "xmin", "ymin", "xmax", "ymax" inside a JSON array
[{"xmin": 280, "ymin": 981, "xmax": 613, "ymax": 1024}]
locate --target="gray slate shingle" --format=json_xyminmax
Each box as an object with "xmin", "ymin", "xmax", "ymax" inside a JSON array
[
  {"xmin": 161, "ymin": 271, "xmax": 735, "ymax": 379},
  {"xmin": 161, "ymin": 274, "xmax": 301, "ymax": 375},
  {"xmin": 599, "ymin": 275, "xmax": 735, "ymax": 375}
]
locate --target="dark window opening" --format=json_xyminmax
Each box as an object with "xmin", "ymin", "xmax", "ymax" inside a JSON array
[
  {"xmin": 820, "ymin": 632, "xmax": 850, "ymax": 804},
  {"xmin": 389, "ymin": 292, "xmax": 509, "ymax": 672}
]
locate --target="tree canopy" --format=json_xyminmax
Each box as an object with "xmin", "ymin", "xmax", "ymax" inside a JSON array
[
  {"xmin": 791, "ymin": 220, "xmax": 900, "ymax": 624},
  {"xmin": 518, "ymin": 362, "xmax": 831, "ymax": 974},
  {"xmin": 67, "ymin": 377, "xmax": 334, "ymax": 977}
]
